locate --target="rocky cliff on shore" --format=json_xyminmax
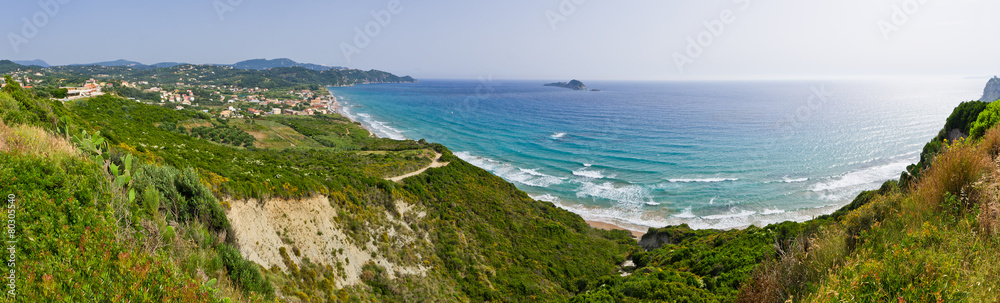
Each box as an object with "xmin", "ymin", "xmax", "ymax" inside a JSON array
[{"xmin": 981, "ymin": 76, "xmax": 1000, "ymax": 102}]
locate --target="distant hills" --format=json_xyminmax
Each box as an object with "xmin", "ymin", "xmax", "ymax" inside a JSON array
[
  {"xmin": 8, "ymin": 58, "xmax": 342, "ymax": 71},
  {"xmin": 230, "ymin": 58, "xmax": 343, "ymax": 71},
  {"xmin": 72, "ymin": 59, "xmax": 147, "ymax": 68},
  {"xmin": 13, "ymin": 59, "xmax": 50, "ymax": 67},
  {"xmin": 0, "ymin": 59, "xmax": 415, "ymax": 89}
]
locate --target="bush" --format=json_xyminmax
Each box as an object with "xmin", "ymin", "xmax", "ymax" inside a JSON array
[
  {"xmin": 970, "ymin": 101, "xmax": 1000, "ymax": 140},
  {"xmin": 133, "ymin": 163, "xmax": 231, "ymax": 234},
  {"xmin": 943, "ymin": 101, "xmax": 989, "ymax": 138},
  {"xmin": 218, "ymin": 244, "xmax": 274, "ymax": 297}
]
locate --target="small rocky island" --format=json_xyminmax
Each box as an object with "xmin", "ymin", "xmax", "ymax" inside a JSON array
[
  {"xmin": 982, "ymin": 76, "xmax": 1000, "ymax": 102},
  {"xmin": 544, "ymin": 79, "xmax": 587, "ymax": 90}
]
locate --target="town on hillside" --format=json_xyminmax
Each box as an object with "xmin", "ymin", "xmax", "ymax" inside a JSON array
[{"xmin": 1, "ymin": 67, "xmax": 342, "ymax": 120}]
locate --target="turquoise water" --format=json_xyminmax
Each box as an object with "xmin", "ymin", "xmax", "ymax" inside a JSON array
[{"xmin": 330, "ymin": 79, "xmax": 984, "ymax": 231}]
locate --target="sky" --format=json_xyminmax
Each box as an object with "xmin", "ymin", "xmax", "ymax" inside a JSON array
[{"xmin": 1, "ymin": 0, "xmax": 998, "ymax": 80}]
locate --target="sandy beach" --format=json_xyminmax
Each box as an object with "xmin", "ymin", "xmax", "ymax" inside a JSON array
[
  {"xmin": 327, "ymin": 90, "xmax": 377, "ymax": 138},
  {"xmin": 586, "ymin": 220, "xmax": 646, "ymax": 239}
]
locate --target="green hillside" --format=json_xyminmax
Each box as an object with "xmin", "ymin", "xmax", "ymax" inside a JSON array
[
  {"xmin": 0, "ymin": 75, "xmax": 632, "ymax": 302},
  {"xmin": 4, "ymin": 72, "xmax": 1000, "ymax": 302}
]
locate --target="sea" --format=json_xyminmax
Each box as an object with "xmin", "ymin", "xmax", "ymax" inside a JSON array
[{"xmin": 330, "ymin": 79, "xmax": 986, "ymax": 232}]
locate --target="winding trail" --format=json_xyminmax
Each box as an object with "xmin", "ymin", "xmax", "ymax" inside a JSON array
[{"xmin": 386, "ymin": 152, "xmax": 449, "ymax": 182}]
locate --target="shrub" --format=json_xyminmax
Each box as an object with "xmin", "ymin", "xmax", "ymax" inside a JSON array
[
  {"xmin": 914, "ymin": 140, "xmax": 988, "ymax": 212},
  {"xmin": 943, "ymin": 100, "xmax": 989, "ymax": 138},
  {"xmin": 218, "ymin": 244, "xmax": 274, "ymax": 297},
  {"xmin": 133, "ymin": 163, "xmax": 231, "ymax": 234},
  {"xmin": 979, "ymin": 124, "xmax": 1000, "ymax": 158},
  {"xmin": 970, "ymin": 101, "xmax": 1000, "ymax": 140}
]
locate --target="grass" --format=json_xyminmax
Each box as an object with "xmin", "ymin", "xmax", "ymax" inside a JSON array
[
  {"xmin": 738, "ymin": 125, "xmax": 1000, "ymax": 303},
  {"xmin": 0, "ymin": 122, "xmax": 78, "ymax": 160},
  {"xmin": 0, "ymin": 127, "xmax": 220, "ymax": 302},
  {"xmin": 14, "ymin": 74, "xmax": 1000, "ymax": 302},
  {"xmin": 228, "ymin": 118, "xmax": 324, "ymax": 149}
]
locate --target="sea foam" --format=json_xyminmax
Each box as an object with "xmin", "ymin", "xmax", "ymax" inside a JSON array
[
  {"xmin": 455, "ymin": 152, "xmax": 564, "ymax": 187},
  {"xmin": 572, "ymin": 168, "xmax": 612, "ymax": 179},
  {"xmin": 668, "ymin": 178, "xmax": 739, "ymax": 183}
]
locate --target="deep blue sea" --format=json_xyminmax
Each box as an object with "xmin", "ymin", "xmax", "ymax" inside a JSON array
[{"xmin": 330, "ymin": 79, "xmax": 985, "ymax": 231}]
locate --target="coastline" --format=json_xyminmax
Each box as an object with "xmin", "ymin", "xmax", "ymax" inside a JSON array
[
  {"xmin": 327, "ymin": 88, "xmax": 651, "ymax": 239},
  {"xmin": 322, "ymin": 84, "xmax": 894, "ymax": 237},
  {"xmin": 327, "ymin": 88, "xmax": 377, "ymax": 138},
  {"xmin": 587, "ymin": 220, "xmax": 645, "ymax": 239}
]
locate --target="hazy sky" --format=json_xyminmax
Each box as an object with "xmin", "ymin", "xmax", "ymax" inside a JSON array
[{"xmin": 1, "ymin": 0, "xmax": 998, "ymax": 80}]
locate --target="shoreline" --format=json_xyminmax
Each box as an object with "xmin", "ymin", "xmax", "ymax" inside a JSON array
[
  {"xmin": 327, "ymin": 88, "xmax": 378, "ymax": 138},
  {"xmin": 328, "ymin": 87, "xmax": 650, "ymax": 239},
  {"xmin": 586, "ymin": 220, "xmax": 646, "ymax": 239},
  {"xmin": 322, "ymin": 87, "xmax": 867, "ymax": 238}
]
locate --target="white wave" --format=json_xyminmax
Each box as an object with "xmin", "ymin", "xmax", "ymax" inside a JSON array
[
  {"xmin": 520, "ymin": 168, "xmax": 549, "ymax": 177},
  {"xmin": 702, "ymin": 210, "xmax": 757, "ymax": 220},
  {"xmin": 761, "ymin": 208, "xmax": 786, "ymax": 215},
  {"xmin": 673, "ymin": 207, "xmax": 696, "ymax": 218},
  {"xmin": 645, "ymin": 202, "xmax": 661, "ymax": 206},
  {"xmin": 782, "ymin": 176, "xmax": 809, "ymax": 183},
  {"xmin": 583, "ymin": 163, "xmax": 593, "ymax": 167},
  {"xmin": 709, "ymin": 197, "xmax": 715, "ymax": 205},
  {"xmin": 809, "ymin": 160, "xmax": 913, "ymax": 197},
  {"xmin": 668, "ymin": 177, "xmax": 738, "ymax": 183},
  {"xmin": 550, "ymin": 197, "xmax": 845, "ymax": 232},
  {"xmin": 547, "ymin": 201, "xmax": 672, "ymax": 234},
  {"xmin": 530, "ymin": 194, "xmax": 560, "ymax": 203},
  {"xmin": 572, "ymin": 168, "xmax": 613, "ymax": 179},
  {"xmin": 454, "ymin": 152, "xmax": 564, "ymax": 188},
  {"xmin": 355, "ymin": 113, "xmax": 407, "ymax": 140},
  {"xmin": 550, "ymin": 132, "xmax": 567, "ymax": 139},
  {"xmin": 575, "ymin": 181, "xmax": 652, "ymax": 205}
]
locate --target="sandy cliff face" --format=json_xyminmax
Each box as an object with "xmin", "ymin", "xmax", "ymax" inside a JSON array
[
  {"xmin": 226, "ymin": 195, "xmax": 429, "ymax": 287},
  {"xmin": 981, "ymin": 76, "xmax": 1000, "ymax": 102}
]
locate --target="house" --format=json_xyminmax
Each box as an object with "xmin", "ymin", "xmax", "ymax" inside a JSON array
[
  {"xmin": 272, "ymin": 108, "xmax": 282, "ymax": 115},
  {"xmin": 220, "ymin": 110, "xmax": 232, "ymax": 118},
  {"xmin": 310, "ymin": 99, "xmax": 327, "ymax": 108}
]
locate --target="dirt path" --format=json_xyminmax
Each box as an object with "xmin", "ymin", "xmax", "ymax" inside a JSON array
[{"xmin": 386, "ymin": 152, "xmax": 449, "ymax": 182}]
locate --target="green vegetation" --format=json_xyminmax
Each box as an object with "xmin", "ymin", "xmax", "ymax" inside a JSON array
[
  {"xmin": 105, "ymin": 84, "xmax": 162, "ymax": 102},
  {"xmin": 0, "ymin": 60, "xmax": 414, "ymax": 97},
  {"xmin": 971, "ymin": 100, "xmax": 1000, "ymax": 140},
  {"xmin": 7, "ymin": 70, "xmax": 1000, "ymax": 302},
  {"xmin": 0, "ymin": 142, "xmax": 217, "ymax": 302},
  {"xmin": 909, "ymin": 100, "xmax": 988, "ymax": 180},
  {"xmin": 737, "ymin": 107, "xmax": 1000, "ymax": 302},
  {"xmin": 571, "ymin": 221, "xmax": 821, "ymax": 302},
  {"xmin": 186, "ymin": 123, "xmax": 257, "ymax": 148},
  {"xmin": 3, "ymin": 78, "xmax": 633, "ymax": 302}
]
